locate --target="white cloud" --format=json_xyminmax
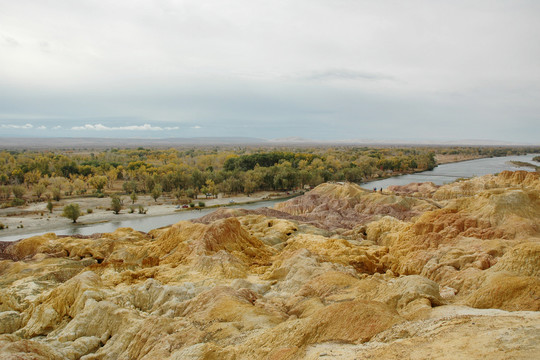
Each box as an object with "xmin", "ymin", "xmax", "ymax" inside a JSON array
[
  {"xmin": 191, "ymin": 125, "xmax": 202, "ymax": 129},
  {"xmin": 71, "ymin": 123, "xmax": 179, "ymax": 131},
  {"xmin": 0, "ymin": 123, "xmax": 33, "ymax": 129},
  {"xmin": 37, "ymin": 125, "xmax": 47, "ymax": 129}
]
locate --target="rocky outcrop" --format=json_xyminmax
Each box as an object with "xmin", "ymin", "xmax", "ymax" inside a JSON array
[{"xmin": 0, "ymin": 171, "xmax": 539, "ymax": 359}]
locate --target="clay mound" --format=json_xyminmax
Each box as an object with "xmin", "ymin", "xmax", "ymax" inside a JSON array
[
  {"xmin": 433, "ymin": 170, "xmax": 540, "ymax": 200},
  {"xmin": 464, "ymin": 272, "xmax": 540, "ymax": 311},
  {"xmin": 387, "ymin": 182, "xmax": 439, "ymax": 197},
  {"xmin": 19, "ymin": 271, "xmax": 105, "ymax": 338},
  {"xmin": 490, "ymin": 242, "xmax": 540, "ymax": 277},
  {"xmin": 235, "ymin": 299, "xmax": 403, "ymax": 359},
  {"xmin": 275, "ymin": 182, "xmax": 437, "ymax": 230},
  {"xmin": 305, "ymin": 308, "xmax": 540, "ymax": 360},
  {"xmin": 148, "ymin": 217, "xmax": 273, "ymax": 268},
  {"xmin": 2, "ymin": 233, "xmax": 61, "ymax": 261},
  {"xmin": 2, "ymin": 172, "xmax": 540, "ymax": 359},
  {"xmin": 193, "ymin": 206, "xmax": 308, "ymax": 226},
  {"xmin": 497, "ymin": 170, "xmax": 540, "ymax": 188}
]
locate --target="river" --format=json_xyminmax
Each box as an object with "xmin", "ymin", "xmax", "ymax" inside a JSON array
[
  {"xmin": 360, "ymin": 153, "xmax": 539, "ymax": 190},
  {"xmin": 0, "ymin": 199, "xmax": 285, "ymax": 242},
  {"xmin": 1, "ymin": 154, "xmax": 538, "ymax": 242}
]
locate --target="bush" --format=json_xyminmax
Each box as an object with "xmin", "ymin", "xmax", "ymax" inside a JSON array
[
  {"xmin": 189, "ymin": 203, "xmax": 195, "ymax": 208},
  {"xmin": 111, "ymin": 196, "xmax": 122, "ymax": 214},
  {"xmin": 198, "ymin": 201, "xmax": 206, "ymax": 207},
  {"xmin": 51, "ymin": 187, "xmax": 62, "ymax": 201},
  {"xmin": 47, "ymin": 200, "xmax": 54, "ymax": 213},
  {"xmin": 0, "ymin": 223, "xmax": 5, "ymax": 230},
  {"xmin": 138, "ymin": 205, "xmax": 147, "ymax": 214},
  {"xmin": 87, "ymin": 208, "xmax": 93, "ymax": 214},
  {"xmin": 10, "ymin": 198, "xmax": 25, "ymax": 207},
  {"xmin": 129, "ymin": 205, "xmax": 135, "ymax": 213},
  {"xmin": 62, "ymin": 203, "xmax": 81, "ymax": 223},
  {"xmin": 12, "ymin": 185, "xmax": 25, "ymax": 199}
]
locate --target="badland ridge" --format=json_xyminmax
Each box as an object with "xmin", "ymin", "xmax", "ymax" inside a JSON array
[{"xmin": 0, "ymin": 170, "xmax": 539, "ymax": 359}]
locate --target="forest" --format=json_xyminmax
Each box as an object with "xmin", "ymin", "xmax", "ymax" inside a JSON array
[{"xmin": 0, "ymin": 145, "xmax": 536, "ymax": 207}]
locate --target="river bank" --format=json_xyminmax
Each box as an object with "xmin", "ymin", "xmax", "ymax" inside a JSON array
[
  {"xmin": 1, "ymin": 153, "xmax": 538, "ymax": 242},
  {"xmin": 0, "ymin": 191, "xmax": 297, "ymax": 241}
]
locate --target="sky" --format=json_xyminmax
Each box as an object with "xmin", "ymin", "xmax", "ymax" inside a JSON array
[{"xmin": 1, "ymin": 0, "xmax": 539, "ymax": 143}]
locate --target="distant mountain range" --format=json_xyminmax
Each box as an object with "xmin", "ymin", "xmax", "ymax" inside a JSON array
[{"xmin": 0, "ymin": 137, "xmax": 536, "ymax": 149}]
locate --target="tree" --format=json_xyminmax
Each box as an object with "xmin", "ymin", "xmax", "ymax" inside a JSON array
[
  {"xmin": 111, "ymin": 196, "xmax": 122, "ymax": 214},
  {"xmin": 123, "ymin": 180, "xmax": 138, "ymax": 194},
  {"xmin": 62, "ymin": 203, "xmax": 81, "ymax": 223},
  {"xmin": 12, "ymin": 185, "xmax": 26, "ymax": 200},
  {"xmin": 0, "ymin": 186, "xmax": 11, "ymax": 201},
  {"xmin": 51, "ymin": 187, "xmax": 62, "ymax": 201},
  {"xmin": 130, "ymin": 191, "xmax": 138, "ymax": 204},
  {"xmin": 47, "ymin": 200, "xmax": 54, "ymax": 213},
  {"xmin": 33, "ymin": 184, "xmax": 47, "ymax": 201},
  {"xmin": 89, "ymin": 175, "xmax": 108, "ymax": 193},
  {"xmin": 151, "ymin": 184, "xmax": 162, "ymax": 202}
]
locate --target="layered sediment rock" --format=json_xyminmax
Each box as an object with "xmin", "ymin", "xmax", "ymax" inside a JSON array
[{"xmin": 0, "ymin": 171, "xmax": 539, "ymax": 359}]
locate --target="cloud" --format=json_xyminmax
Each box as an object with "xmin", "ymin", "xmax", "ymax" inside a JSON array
[
  {"xmin": 71, "ymin": 123, "xmax": 179, "ymax": 131},
  {"xmin": 37, "ymin": 125, "xmax": 47, "ymax": 129},
  {"xmin": 302, "ymin": 69, "xmax": 395, "ymax": 82},
  {"xmin": 191, "ymin": 125, "xmax": 202, "ymax": 129},
  {"xmin": 0, "ymin": 123, "xmax": 33, "ymax": 129}
]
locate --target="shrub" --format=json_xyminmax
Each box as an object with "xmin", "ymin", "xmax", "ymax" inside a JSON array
[
  {"xmin": 111, "ymin": 196, "xmax": 122, "ymax": 214},
  {"xmin": 87, "ymin": 208, "xmax": 93, "ymax": 214},
  {"xmin": 151, "ymin": 184, "xmax": 163, "ymax": 202},
  {"xmin": 129, "ymin": 205, "xmax": 135, "ymax": 213},
  {"xmin": 130, "ymin": 191, "xmax": 138, "ymax": 204},
  {"xmin": 47, "ymin": 200, "xmax": 54, "ymax": 213},
  {"xmin": 138, "ymin": 205, "xmax": 147, "ymax": 214},
  {"xmin": 198, "ymin": 201, "xmax": 206, "ymax": 207},
  {"xmin": 51, "ymin": 187, "xmax": 62, "ymax": 201},
  {"xmin": 10, "ymin": 198, "xmax": 25, "ymax": 207},
  {"xmin": 189, "ymin": 203, "xmax": 195, "ymax": 208},
  {"xmin": 62, "ymin": 203, "xmax": 81, "ymax": 223},
  {"xmin": 12, "ymin": 185, "xmax": 25, "ymax": 199},
  {"xmin": 0, "ymin": 223, "xmax": 5, "ymax": 230}
]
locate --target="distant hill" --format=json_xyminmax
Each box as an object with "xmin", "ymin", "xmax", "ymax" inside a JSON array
[
  {"xmin": 0, "ymin": 136, "xmax": 535, "ymax": 150},
  {"xmin": 0, "ymin": 137, "xmax": 267, "ymax": 149}
]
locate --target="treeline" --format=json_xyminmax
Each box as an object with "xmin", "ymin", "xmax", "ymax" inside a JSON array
[{"xmin": 0, "ymin": 146, "xmax": 536, "ymax": 207}]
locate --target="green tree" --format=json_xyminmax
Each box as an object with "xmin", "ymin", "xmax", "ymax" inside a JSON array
[
  {"xmin": 151, "ymin": 184, "xmax": 162, "ymax": 202},
  {"xmin": 111, "ymin": 195, "xmax": 122, "ymax": 214},
  {"xmin": 130, "ymin": 191, "xmax": 138, "ymax": 204},
  {"xmin": 47, "ymin": 200, "xmax": 54, "ymax": 213},
  {"xmin": 89, "ymin": 175, "xmax": 108, "ymax": 193},
  {"xmin": 62, "ymin": 203, "xmax": 81, "ymax": 223},
  {"xmin": 12, "ymin": 185, "xmax": 25, "ymax": 199},
  {"xmin": 0, "ymin": 186, "xmax": 11, "ymax": 201},
  {"xmin": 33, "ymin": 184, "xmax": 47, "ymax": 201},
  {"xmin": 51, "ymin": 187, "xmax": 62, "ymax": 201}
]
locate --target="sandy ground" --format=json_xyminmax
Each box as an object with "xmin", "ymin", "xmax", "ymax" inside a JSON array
[{"xmin": 0, "ymin": 191, "xmax": 295, "ymax": 240}]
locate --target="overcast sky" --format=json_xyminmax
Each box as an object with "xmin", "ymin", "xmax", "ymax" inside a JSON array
[{"xmin": 1, "ymin": 0, "xmax": 539, "ymax": 142}]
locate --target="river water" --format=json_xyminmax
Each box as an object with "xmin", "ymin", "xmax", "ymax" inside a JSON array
[
  {"xmin": 0, "ymin": 199, "xmax": 285, "ymax": 242},
  {"xmin": 360, "ymin": 153, "xmax": 539, "ymax": 190},
  {"xmin": 1, "ymin": 154, "xmax": 538, "ymax": 242}
]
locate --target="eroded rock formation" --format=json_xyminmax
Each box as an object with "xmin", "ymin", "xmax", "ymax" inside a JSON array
[{"xmin": 0, "ymin": 171, "xmax": 539, "ymax": 359}]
